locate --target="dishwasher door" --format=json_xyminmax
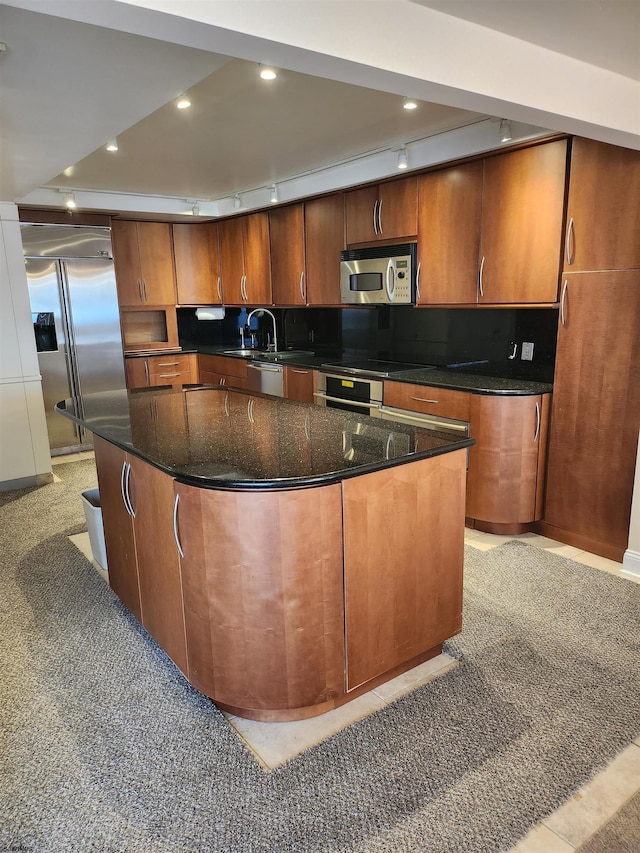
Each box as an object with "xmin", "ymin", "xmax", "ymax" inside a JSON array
[{"xmin": 247, "ymin": 361, "xmax": 284, "ymax": 397}]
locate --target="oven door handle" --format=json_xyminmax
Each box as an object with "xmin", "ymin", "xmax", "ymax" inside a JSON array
[{"xmin": 313, "ymin": 391, "xmax": 382, "ymax": 411}]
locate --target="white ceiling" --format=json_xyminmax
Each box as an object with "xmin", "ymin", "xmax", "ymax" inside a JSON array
[{"xmin": 1, "ymin": 0, "xmax": 639, "ymax": 219}]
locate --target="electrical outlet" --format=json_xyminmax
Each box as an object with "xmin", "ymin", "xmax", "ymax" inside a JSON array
[{"xmin": 521, "ymin": 341, "xmax": 534, "ymax": 361}]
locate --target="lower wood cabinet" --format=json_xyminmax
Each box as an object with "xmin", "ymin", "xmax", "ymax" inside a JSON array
[
  {"xmin": 284, "ymin": 365, "xmax": 315, "ymax": 403},
  {"xmin": 125, "ymin": 353, "xmax": 196, "ymax": 389},
  {"xmin": 197, "ymin": 354, "xmax": 249, "ymax": 389},
  {"xmin": 93, "ymin": 435, "xmax": 188, "ymax": 675}
]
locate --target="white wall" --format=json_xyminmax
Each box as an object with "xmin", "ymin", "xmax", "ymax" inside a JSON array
[
  {"xmin": 623, "ymin": 435, "xmax": 640, "ymax": 579},
  {"xmin": 0, "ymin": 202, "xmax": 51, "ymax": 489}
]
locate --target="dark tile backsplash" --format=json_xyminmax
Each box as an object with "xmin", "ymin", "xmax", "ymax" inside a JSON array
[{"xmin": 179, "ymin": 305, "xmax": 558, "ymax": 383}]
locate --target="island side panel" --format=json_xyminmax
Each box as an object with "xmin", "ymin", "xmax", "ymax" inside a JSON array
[
  {"xmin": 343, "ymin": 450, "xmax": 467, "ymax": 691},
  {"xmin": 175, "ymin": 482, "xmax": 345, "ymax": 716}
]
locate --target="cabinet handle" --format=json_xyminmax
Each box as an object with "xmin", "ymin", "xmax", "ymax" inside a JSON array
[
  {"xmin": 372, "ymin": 199, "xmax": 379, "ymax": 235},
  {"xmin": 224, "ymin": 391, "xmax": 230, "ymax": 416},
  {"xmin": 144, "ymin": 360, "xmax": 149, "ymax": 385},
  {"xmin": 377, "ymin": 197, "xmax": 383, "ymax": 234},
  {"xmin": 416, "ymin": 261, "xmax": 421, "ymax": 301},
  {"xmin": 157, "ymin": 361, "xmax": 180, "ymax": 367},
  {"xmin": 217, "ymin": 276, "xmax": 222, "ymax": 301},
  {"xmin": 157, "ymin": 373, "xmax": 181, "ymax": 378},
  {"xmin": 219, "ymin": 377, "xmax": 226, "ymax": 385},
  {"xmin": 410, "ymin": 395, "xmax": 438, "ymax": 404},
  {"xmin": 290, "ymin": 368, "xmax": 309, "ymax": 374},
  {"xmin": 299, "ymin": 270, "xmax": 305, "ymax": 301},
  {"xmin": 120, "ymin": 461, "xmax": 133, "ymax": 516},
  {"xmin": 247, "ymin": 398, "xmax": 254, "ymax": 423},
  {"xmin": 565, "ymin": 217, "xmax": 574, "ymax": 266},
  {"xmin": 138, "ymin": 279, "xmax": 143, "ymax": 302},
  {"xmin": 560, "ymin": 279, "xmax": 568, "ymax": 327},
  {"xmin": 534, "ymin": 401, "xmax": 541, "ymax": 443},
  {"xmin": 124, "ymin": 462, "xmax": 136, "ymax": 518},
  {"xmin": 478, "ymin": 256, "xmax": 485, "ymax": 299},
  {"xmin": 173, "ymin": 494, "xmax": 184, "ymax": 558},
  {"xmin": 142, "ymin": 279, "xmax": 148, "ymax": 302}
]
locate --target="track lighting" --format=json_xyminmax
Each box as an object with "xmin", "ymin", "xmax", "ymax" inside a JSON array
[
  {"xmin": 270, "ymin": 184, "xmax": 278, "ymax": 204},
  {"xmin": 397, "ymin": 148, "xmax": 408, "ymax": 170},
  {"xmin": 176, "ymin": 94, "xmax": 191, "ymax": 110},
  {"xmin": 259, "ymin": 65, "xmax": 277, "ymax": 80},
  {"xmin": 191, "ymin": 202, "xmax": 200, "ymax": 216},
  {"xmin": 105, "ymin": 139, "xmax": 118, "ymax": 152},
  {"xmin": 233, "ymin": 194, "xmax": 242, "ymax": 210},
  {"xmin": 403, "ymin": 97, "xmax": 418, "ymax": 110},
  {"xmin": 499, "ymin": 119, "xmax": 512, "ymax": 143},
  {"xmin": 64, "ymin": 192, "xmax": 76, "ymax": 210}
]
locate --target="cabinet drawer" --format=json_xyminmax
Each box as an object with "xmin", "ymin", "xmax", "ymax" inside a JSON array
[
  {"xmin": 148, "ymin": 354, "xmax": 194, "ymax": 383},
  {"xmin": 383, "ymin": 381, "xmax": 470, "ymax": 421},
  {"xmin": 199, "ymin": 370, "xmax": 248, "ymax": 390},
  {"xmin": 198, "ymin": 354, "xmax": 248, "ymax": 380}
]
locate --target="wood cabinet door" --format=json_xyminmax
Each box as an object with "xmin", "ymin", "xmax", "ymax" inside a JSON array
[
  {"xmin": 270, "ymin": 204, "xmax": 306, "ymax": 305},
  {"xmin": 479, "ymin": 140, "xmax": 567, "ymax": 304},
  {"xmin": 564, "ymin": 138, "xmax": 640, "ymax": 272},
  {"xmin": 466, "ymin": 394, "xmax": 546, "ymax": 525},
  {"xmin": 284, "ymin": 366, "xmax": 315, "ymax": 403},
  {"xmin": 125, "ymin": 356, "xmax": 149, "ymax": 389},
  {"xmin": 218, "ymin": 217, "xmax": 244, "ymax": 304},
  {"xmin": 343, "ymin": 452, "xmax": 466, "ymax": 690},
  {"xmin": 127, "ymin": 454, "xmax": 188, "ymax": 675},
  {"xmin": 147, "ymin": 353, "xmax": 196, "ymax": 387},
  {"xmin": 242, "ymin": 212, "xmax": 272, "ymax": 305},
  {"xmin": 173, "ymin": 222, "xmax": 221, "ymax": 304},
  {"xmin": 345, "ymin": 185, "xmax": 379, "ymax": 244},
  {"xmin": 174, "ymin": 481, "xmax": 345, "ymax": 713},
  {"xmin": 93, "ymin": 436, "xmax": 142, "ymax": 621},
  {"xmin": 305, "ymin": 194, "xmax": 344, "ymax": 305},
  {"xmin": 544, "ymin": 270, "xmax": 640, "ymax": 556},
  {"xmin": 111, "ymin": 219, "xmax": 143, "ymax": 307},
  {"xmin": 417, "ymin": 162, "xmax": 482, "ymax": 304},
  {"xmin": 136, "ymin": 222, "xmax": 177, "ymax": 305},
  {"xmin": 378, "ymin": 176, "xmax": 418, "ymax": 241}
]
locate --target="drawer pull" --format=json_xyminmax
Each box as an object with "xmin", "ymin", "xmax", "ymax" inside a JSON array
[
  {"xmin": 291, "ymin": 369, "xmax": 309, "ymax": 374},
  {"xmin": 173, "ymin": 494, "xmax": 184, "ymax": 558},
  {"xmin": 410, "ymin": 396, "xmax": 438, "ymax": 404},
  {"xmin": 157, "ymin": 361, "xmax": 180, "ymax": 367},
  {"xmin": 157, "ymin": 373, "xmax": 181, "ymax": 378}
]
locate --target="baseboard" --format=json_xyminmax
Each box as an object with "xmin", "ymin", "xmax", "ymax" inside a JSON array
[
  {"xmin": 535, "ymin": 521, "xmax": 624, "ymax": 562},
  {"xmin": 0, "ymin": 472, "xmax": 53, "ymax": 491},
  {"xmin": 622, "ymin": 549, "xmax": 640, "ymax": 581}
]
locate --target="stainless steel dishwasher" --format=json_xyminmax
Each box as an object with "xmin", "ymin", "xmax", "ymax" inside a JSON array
[{"xmin": 247, "ymin": 361, "xmax": 284, "ymax": 397}]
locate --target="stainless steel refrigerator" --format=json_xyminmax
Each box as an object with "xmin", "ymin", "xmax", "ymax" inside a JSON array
[{"xmin": 21, "ymin": 223, "xmax": 126, "ymax": 454}]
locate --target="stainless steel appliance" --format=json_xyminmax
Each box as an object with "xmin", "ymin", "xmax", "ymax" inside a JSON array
[
  {"xmin": 340, "ymin": 243, "xmax": 416, "ymax": 305},
  {"xmin": 22, "ymin": 224, "xmax": 126, "ymax": 454},
  {"xmin": 247, "ymin": 361, "xmax": 284, "ymax": 397}
]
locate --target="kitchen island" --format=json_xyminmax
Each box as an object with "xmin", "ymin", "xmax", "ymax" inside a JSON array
[{"xmin": 58, "ymin": 386, "xmax": 473, "ymax": 721}]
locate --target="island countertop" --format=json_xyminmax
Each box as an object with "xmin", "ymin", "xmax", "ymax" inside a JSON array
[{"xmin": 56, "ymin": 386, "xmax": 474, "ymax": 490}]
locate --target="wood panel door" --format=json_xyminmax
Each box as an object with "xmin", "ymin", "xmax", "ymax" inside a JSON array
[
  {"xmin": 111, "ymin": 219, "xmax": 143, "ymax": 306},
  {"xmin": 345, "ymin": 185, "xmax": 379, "ymax": 244},
  {"xmin": 218, "ymin": 217, "xmax": 245, "ymax": 304},
  {"xmin": 242, "ymin": 212, "xmax": 272, "ymax": 305},
  {"xmin": 343, "ymin": 452, "xmax": 466, "ymax": 690},
  {"xmin": 136, "ymin": 222, "xmax": 177, "ymax": 305},
  {"xmin": 305, "ymin": 194, "xmax": 344, "ymax": 305},
  {"xmin": 93, "ymin": 436, "xmax": 141, "ymax": 620},
  {"xmin": 126, "ymin": 455, "xmax": 188, "ymax": 675},
  {"xmin": 479, "ymin": 140, "xmax": 568, "ymax": 304},
  {"xmin": 125, "ymin": 356, "xmax": 149, "ymax": 389},
  {"xmin": 466, "ymin": 394, "xmax": 548, "ymax": 525},
  {"xmin": 544, "ymin": 270, "xmax": 640, "ymax": 557},
  {"xmin": 284, "ymin": 366, "xmax": 315, "ymax": 403},
  {"xmin": 416, "ymin": 161, "xmax": 482, "ymax": 304},
  {"xmin": 270, "ymin": 204, "xmax": 306, "ymax": 305},
  {"xmin": 173, "ymin": 222, "xmax": 221, "ymax": 305},
  {"xmin": 174, "ymin": 482, "xmax": 345, "ymax": 716},
  {"xmin": 564, "ymin": 137, "xmax": 640, "ymax": 272},
  {"xmin": 377, "ymin": 176, "xmax": 418, "ymax": 242}
]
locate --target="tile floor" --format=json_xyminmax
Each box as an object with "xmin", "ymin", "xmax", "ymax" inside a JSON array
[{"xmin": 57, "ymin": 452, "xmax": 640, "ymax": 851}]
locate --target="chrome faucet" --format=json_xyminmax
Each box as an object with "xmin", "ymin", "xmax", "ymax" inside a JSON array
[{"xmin": 246, "ymin": 308, "xmax": 278, "ymax": 352}]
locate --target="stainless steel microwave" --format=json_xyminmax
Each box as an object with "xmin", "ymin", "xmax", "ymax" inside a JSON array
[{"xmin": 340, "ymin": 243, "xmax": 416, "ymax": 305}]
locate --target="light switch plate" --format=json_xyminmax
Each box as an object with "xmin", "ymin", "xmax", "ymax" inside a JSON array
[{"xmin": 521, "ymin": 341, "xmax": 534, "ymax": 361}]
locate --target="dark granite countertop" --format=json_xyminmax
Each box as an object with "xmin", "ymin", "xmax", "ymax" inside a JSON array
[{"xmin": 56, "ymin": 387, "xmax": 473, "ymax": 490}]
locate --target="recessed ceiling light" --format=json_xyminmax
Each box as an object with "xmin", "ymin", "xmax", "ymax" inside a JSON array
[
  {"xmin": 403, "ymin": 98, "xmax": 418, "ymax": 110},
  {"xmin": 259, "ymin": 65, "xmax": 277, "ymax": 80},
  {"xmin": 176, "ymin": 95, "xmax": 191, "ymax": 109},
  {"xmin": 105, "ymin": 139, "xmax": 118, "ymax": 152}
]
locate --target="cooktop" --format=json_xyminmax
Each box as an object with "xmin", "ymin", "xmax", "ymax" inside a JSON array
[{"xmin": 320, "ymin": 359, "xmax": 435, "ymax": 378}]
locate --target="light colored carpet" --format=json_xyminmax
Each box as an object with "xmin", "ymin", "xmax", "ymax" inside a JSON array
[{"xmin": 1, "ymin": 458, "xmax": 639, "ymax": 852}]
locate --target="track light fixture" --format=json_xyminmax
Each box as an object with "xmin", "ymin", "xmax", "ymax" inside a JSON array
[
  {"xmin": 64, "ymin": 192, "xmax": 76, "ymax": 210},
  {"xmin": 270, "ymin": 184, "xmax": 278, "ymax": 204},
  {"xmin": 259, "ymin": 64, "xmax": 277, "ymax": 80},
  {"xmin": 176, "ymin": 94, "xmax": 191, "ymax": 109},
  {"xmin": 499, "ymin": 119, "xmax": 512, "ymax": 143},
  {"xmin": 233, "ymin": 194, "xmax": 242, "ymax": 210},
  {"xmin": 105, "ymin": 139, "xmax": 118, "ymax": 152},
  {"xmin": 191, "ymin": 202, "xmax": 200, "ymax": 216},
  {"xmin": 397, "ymin": 148, "xmax": 408, "ymax": 170}
]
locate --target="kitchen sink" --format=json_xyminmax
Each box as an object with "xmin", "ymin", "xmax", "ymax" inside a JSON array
[
  {"xmin": 222, "ymin": 349, "xmax": 267, "ymax": 357},
  {"xmin": 222, "ymin": 349, "xmax": 313, "ymax": 361}
]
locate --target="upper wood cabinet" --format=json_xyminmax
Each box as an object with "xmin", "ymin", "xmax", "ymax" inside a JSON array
[
  {"xmin": 564, "ymin": 138, "xmax": 640, "ymax": 272},
  {"xmin": 270, "ymin": 204, "xmax": 306, "ymax": 305},
  {"xmin": 345, "ymin": 176, "xmax": 417, "ymax": 245},
  {"xmin": 478, "ymin": 140, "xmax": 568, "ymax": 304},
  {"xmin": 417, "ymin": 160, "xmax": 483, "ymax": 305},
  {"xmin": 111, "ymin": 220, "xmax": 177, "ymax": 307},
  {"xmin": 173, "ymin": 222, "xmax": 221, "ymax": 305},
  {"xmin": 305, "ymin": 194, "xmax": 345, "ymax": 305},
  {"xmin": 218, "ymin": 212, "xmax": 272, "ymax": 305},
  {"xmin": 544, "ymin": 270, "xmax": 640, "ymax": 559}
]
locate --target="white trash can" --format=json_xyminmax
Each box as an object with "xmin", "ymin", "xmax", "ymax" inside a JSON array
[{"xmin": 81, "ymin": 488, "xmax": 108, "ymax": 571}]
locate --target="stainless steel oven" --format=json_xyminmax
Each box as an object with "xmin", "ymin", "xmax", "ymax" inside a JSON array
[{"xmin": 314, "ymin": 371, "xmax": 383, "ymax": 416}]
